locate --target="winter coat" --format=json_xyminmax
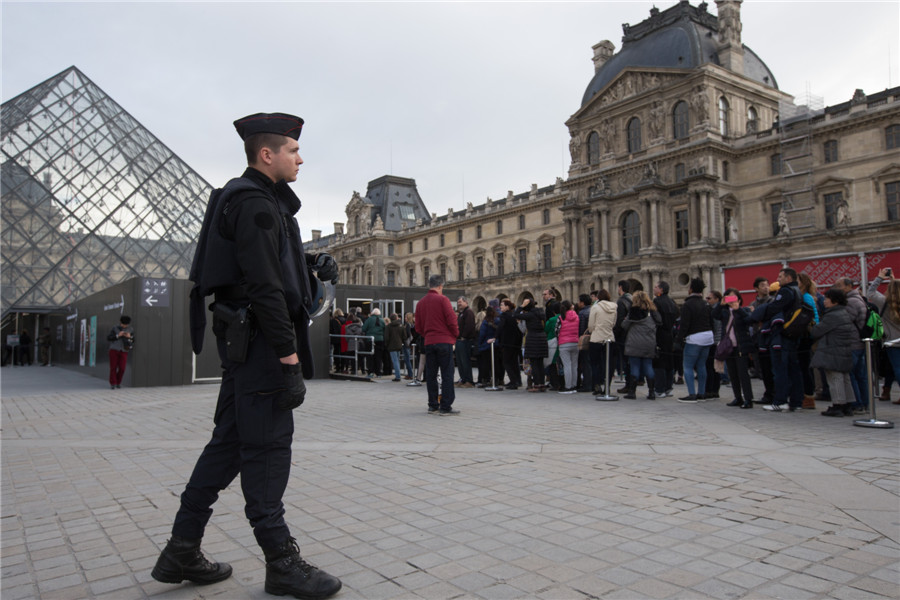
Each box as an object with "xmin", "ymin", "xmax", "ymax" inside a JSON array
[
  {"xmin": 477, "ymin": 317, "xmax": 500, "ymax": 353},
  {"xmin": 385, "ymin": 320, "xmax": 404, "ymax": 352},
  {"xmin": 868, "ymin": 278, "xmax": 900, "ymax": 343},
  {"xmin": 810, "ymin": 305, "xmax": 857, "ymax": 372},
  {"xmin": 677, "ymin": 294, "xmax": 712, "ymax": 343},
  {"xmin": 515, "ymin": 306, "xmax": 548, "ymax": 358},
  {"xmin": 498, "ymin": 310, "xmax": 523, "ymax": 348},
  {"xmin": 622, "ymin": 308, "xmax": 661, "ymax": 358},
  {"xmin": 653, "ymin": 294, "xmax": 679, "ymax": 352},
  {"xmin": 558, "ymin": 309, "xmax": 580, "ymax": 345},
  {"xmin": 588, "ymin": 300, "xmax": 617, "ymax": 343},
  {"xmin": 344, "ymin": 321, "xmax": 363, "ymax": 352},
  {"xmin": 712, "ymin": 304, "xmax": 754, "ymax": 354},
  {"xmin": 362, "ymin": 315, "xmax": 385, "ymax": 342}
]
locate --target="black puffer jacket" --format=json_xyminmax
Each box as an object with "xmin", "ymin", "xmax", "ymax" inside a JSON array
[
  {"xmin": 677, "ymin": 294, "xmax": 712, "ymax": 344},
  {"xmin": 515, "ymin": 305, "xmax": 548, "ymax": 359}
]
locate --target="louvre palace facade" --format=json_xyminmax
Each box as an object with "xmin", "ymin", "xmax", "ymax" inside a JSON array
[{"xmin": 309, "ymin": 0, "xmax": 900, "ymax": 309}]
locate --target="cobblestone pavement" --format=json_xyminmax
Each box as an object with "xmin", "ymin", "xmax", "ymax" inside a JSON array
[{"xmin": 2, "ymin": 366, "xmax": 899, "ymax": 599}]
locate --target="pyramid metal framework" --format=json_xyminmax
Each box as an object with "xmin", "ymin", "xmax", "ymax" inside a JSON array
[{"xmin": 1, "ymin": 66, "xmax": 211, "ymax": 317}]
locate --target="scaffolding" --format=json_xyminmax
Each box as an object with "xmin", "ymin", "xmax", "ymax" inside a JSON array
[
  {"xmin": 775, "ymin": 91, "xmax": 824, "ymax": 235},
  {"xmin": 1, "ymin": 67, "xmax": 211, "ymax": 318}
]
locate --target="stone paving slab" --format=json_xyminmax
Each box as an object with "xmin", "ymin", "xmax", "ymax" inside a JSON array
[{"xmin": 2, "ymin": 366, "xmax": 899, "ymax": 599}]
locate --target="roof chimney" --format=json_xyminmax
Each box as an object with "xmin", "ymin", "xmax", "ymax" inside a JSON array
[
  {"xmin": 334, "ymin": 222, "xmax": 344, "ymax": 235},
  {"xmin": 592, "ymin": 40, "xmax": 615, "ymax": 73},
  {"xmin": 311, "ymin": 229, "xmax": 321, "ymax": 241}
]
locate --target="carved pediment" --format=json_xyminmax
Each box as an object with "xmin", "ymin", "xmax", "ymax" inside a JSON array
[{"xmin": 583, "ymin": 70, "xmax": 685, "ymax": 117}]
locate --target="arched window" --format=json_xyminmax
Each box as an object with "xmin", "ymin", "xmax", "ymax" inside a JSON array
[
  {"xmin": 627, "ymin": 117, "xmax": 642, "ymax": 153},
  {"xmin": 746, "ymin": 106, "xmax": 758, "ymax": 134},
  {"xmin": 718, "ymin": 97, "xmax": 730, "ymax": 136},
  {"xmin": 673, "ymin": 101, "xmax": 689, "ymax": 139},
  {"xmin": 588, "ymin": 131, "xmax": 601, "ymax": 164},
  {"xmin": 621, "ymin": 211, "xmax": 640, "ymax": 256}
]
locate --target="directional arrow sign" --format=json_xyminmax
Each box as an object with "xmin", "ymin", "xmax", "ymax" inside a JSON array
[{"xmin": 140, "ymin": 278, "xmax": 170, "ymax": 308}]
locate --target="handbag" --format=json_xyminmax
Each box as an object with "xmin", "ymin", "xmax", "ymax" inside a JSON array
[
  {"xmin": 714, "ymin": 315, "xmax": 735, "ymax": 361},
  {"xmin": 578, "ymin": 332, "xmax": 591, "ymax": 351}
]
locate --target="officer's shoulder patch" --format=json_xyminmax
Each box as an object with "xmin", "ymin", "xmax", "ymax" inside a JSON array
[
  {"xmin": 774, "ymin": 293, "xmax": 782, "ymax": 301},
  {"xmin": 254, "ymin": 211, "xmax": 275, "ymax": 230}
]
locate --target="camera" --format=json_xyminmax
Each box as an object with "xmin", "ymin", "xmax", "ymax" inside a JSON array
[{"xmin": 886, "ymin": 267, "xmax": 893, "ymax": 277}]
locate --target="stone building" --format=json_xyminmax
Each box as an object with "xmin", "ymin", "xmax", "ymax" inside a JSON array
[{"xmin": 310, "ymin": 0, "xmax": 900, "ymax": 309}]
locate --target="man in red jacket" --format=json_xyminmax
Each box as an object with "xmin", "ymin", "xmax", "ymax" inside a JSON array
[{"xmin": 414, "ymin": 275, "xmax": 460, "ymax": 414}]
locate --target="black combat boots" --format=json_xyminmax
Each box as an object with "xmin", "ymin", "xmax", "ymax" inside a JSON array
[
  {"xmin": 264, "ymin": 538, "xmax": 342, "ymax": 599},
  {"xmin": 151, "ymin": 535, "xmax": 233, "ymax": 585}
]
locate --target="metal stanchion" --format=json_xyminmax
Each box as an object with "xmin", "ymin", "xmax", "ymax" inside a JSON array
[
  {"xmin": 854, "ymin": 338, "xmax": 894, "ymax": 428},
  {"xmin": 407, "ymin": 343, "xmax": 422, "ymax": 386},
  {"xmin": 594, "ymin": 339, "xmax": 619, "ymax": 401},
  {"xmin": 485, "ymin": 341, "xmax": 503, "ymax": 391}
]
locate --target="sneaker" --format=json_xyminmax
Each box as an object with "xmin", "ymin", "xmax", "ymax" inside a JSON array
[
  {"xmin": 438, "ymin": 409, "xmax": 460, "ymax": 415},
  {"xmin": 677, "ymin": 395, "xmax": 698, "ymax": 403},
  {"xmin": 427, "ymin": 407, "xmax": 439, "ymax": 414},
  {"xmin": 558, "ymin": 389, "xmax": 577, "ymax": 394},
  {"xmin": 763, "ymin": 403, "xmax": 784, "ymax": 411}
]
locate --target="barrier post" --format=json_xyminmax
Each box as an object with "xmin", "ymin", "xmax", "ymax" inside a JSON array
[
  {"xmin": 485, "ymin": 341, "xmax": 503, "ymax": 392},
  {"xmin": 853, "ymin": 338, "xmax": 894, "ymax": 428},
  {"xmin": 594, "ymin": 339, "xmax": 619, "ymax": 402}
]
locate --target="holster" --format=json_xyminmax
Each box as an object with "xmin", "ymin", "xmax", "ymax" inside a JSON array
[{"xmin": 213, "ymin": 302, "xmax": 252, "ymax": 363}]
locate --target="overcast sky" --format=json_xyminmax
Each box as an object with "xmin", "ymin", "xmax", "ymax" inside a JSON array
[{"xmin": 3, "ymin": 1, "xmax": 898, "ymax": 240}]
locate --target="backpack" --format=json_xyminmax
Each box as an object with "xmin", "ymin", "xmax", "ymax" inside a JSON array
[
  {"xmin": 859, "ymin": 299, "xmax": 884, "ymax": 341},
  {"xmin": 782, "ymin": 288, "xmax": 814, "ymax": 339}
]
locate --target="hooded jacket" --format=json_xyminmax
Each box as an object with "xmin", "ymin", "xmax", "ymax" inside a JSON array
[{"xmin": 588, "ymin": 300, "xmax": 618, "ymax": 343}]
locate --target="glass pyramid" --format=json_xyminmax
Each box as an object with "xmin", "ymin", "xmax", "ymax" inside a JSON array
[{"xmin": 1, "ymin": 66, "xmax": 211, "ymax": 317}]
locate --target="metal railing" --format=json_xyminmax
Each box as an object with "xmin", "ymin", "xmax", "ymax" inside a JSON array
[{"xmin": 329, "ymin": 334, "xmax": 374, "ymax": 375}]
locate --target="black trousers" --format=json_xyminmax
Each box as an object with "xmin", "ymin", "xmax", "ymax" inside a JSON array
[
  {"xmin": 172, "ymin": 330, "xmax": 294, "ymax": 551},
  {"xmin": 501, "ymin": 347, "xmax": 522, "ymax": 387},
  {"xmin": 726, "ymin": 352, "xmax": 754, "ymax": 403}
]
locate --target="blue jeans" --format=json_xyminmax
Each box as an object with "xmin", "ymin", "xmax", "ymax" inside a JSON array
[
  {"xmin": 401, "ymin": 346, "xmax": 414, "ymax": 377},
  {"xmin": 454, "ymin": 339, "xmax": 475, "ymax": 384},
  {"xmin": 629, "ymin": 356, "xmax": 654, "ymax": 380},
  {"xmin": 771, "ymin": 337, "xmax": 804, "ymax": 408},
  {"xmin": 683, "ymin": 343, "xmax": 711, "ymax": 396},
  {"xmin": 847, "ymin": 348, "xmax": 869, "ymax": 409},
  {"xmin": 425, "ymin": 343, "xmax": 455, "ymax": 410},
  {"xmin": 389, "ymin": 350, "xmax": 402, "ymax": 379}
]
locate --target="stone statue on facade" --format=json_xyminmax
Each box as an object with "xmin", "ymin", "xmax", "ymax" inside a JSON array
[
  {"xmin": 600, "ymin": 119, "xmax": 617, "ymax": 153},
  {"xmin": 691, "ymin": 85, "xmax": 710, "ymax": 122},
  {"xmin": 648, "ymin": 101, "xmax": 664, "ymax": 139},
  {"xmin": 569, "ymin": 133, "xmax": 582, "ymax": 165},
  {"xmin": 777, "ymin": 209, "xmax": 790, "ymax": 237},
  {"xmin": 487, "ymin": 259, "xmax": 494, "ymax": 276},
  {"xmin": 728, "ymin": 217, "xmax": 739, "ymax": 242},
  {"xmin": 837, "ymin": 199, "xmax": 851, "ymax": 226}
]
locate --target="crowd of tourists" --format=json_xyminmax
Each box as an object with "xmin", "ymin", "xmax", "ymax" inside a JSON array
[{"xmin": 329, "ymin": 267, "xmax": 900, "ymax": 415}]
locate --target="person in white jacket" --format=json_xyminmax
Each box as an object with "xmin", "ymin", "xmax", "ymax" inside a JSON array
[{"xmin": 587, "ymin": 289, "xmax": 618, "ymax": 394}]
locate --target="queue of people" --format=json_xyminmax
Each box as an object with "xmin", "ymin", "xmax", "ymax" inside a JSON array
[{"xmin": 327, "ymin": 267, "xmax": 900, "ymax": 418}]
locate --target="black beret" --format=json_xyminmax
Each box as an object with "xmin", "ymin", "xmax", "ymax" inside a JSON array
[{"xmin": 233, "ymin": 112, "xmax": 304, "ymax": 141}]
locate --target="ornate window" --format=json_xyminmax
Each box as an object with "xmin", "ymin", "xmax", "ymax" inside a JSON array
[
  {"xmin": 387, "ymin": 243, "xmax": 394, "ymax": 257},
  {"xmin": 886, "ymin": 181, "xmax": 900, "ymax": 221},
  {"xmin": 718, "ymin": 96, "xmax": 730, "ymax": 136},
  {"xmin": 622, "ymin": 211, "xmax": 640, "ymax": 256},
  {"xmin": 542, "ymin": 243, "xmax": 552, "ymax": 269},
  {"xmin": 423, "ymin": 237, "xmax": 429, "ymax": 250},
  {"xmin": 542, "ymin": 208, "xmax": 550, "ymax": 225},
  {"xmin": 496, "ymin": 219, "xmax": 503, "ymax": 234},
  {"xmin": 423, "ymin": 265, "xmax": 430, "ymax": 282},
  {"xmin": 886, "ymin": 125, "xmax": 900, "ymax": 149},
  {"xmin": 675, "ymin": 209, "xmax": 689, "ymax": 248},
  {"xmin": 746, "ymin": 106, "xmax": 758, "ymax": 134},
  {"xmin": 673, "ymin": 101, "xmax": 689, "ymax": 139},
  {"xmin": 518, "ymin": 248, "xmax": 527, "ymax": 273},
  {"xmin": 440, "ymin": 263, "xmax": 447, "ymax": 281},
  {"xmin": 627, "ymin": 117, "xmax": 642, "ymax": 153},
  {"xmin": 457, "ymin": 229, "xmax": 462, "ymax": 243},
  {"xmin": 408, "ymin": 268, "xmax": 415, "ymax": 286},
  {"xmin": 476, "ymin": 224, "xmax": 482, "ymax": 239},
  {"xmin": 518, "ymin": 214, "xmax": 525, "ymax": 230},
  {"xmin": 457, "ymin": 259, "xmax": 465, "ymax": 281},
  {"xmin": 722, "ymin": 160, "xmax": 730, "ymax": 182},
  {"xmin": 408, "ymin": 241, "xmax": 413, "ymax": 253},
  {"xmin": 496, "ymin": 252, "xmax": 505, "ymax": 277},
  {"xmin": 588, "ymin": 131, "xmax": 601, "ymax": 164},
  {"xmin": 586, "ymin": 227, "xmax": 595, "ymax": 257},
  {"xmin": 387, "ymin": 270, "xmax": 395, "ymax": 287},
  {"xmin": 824, "ymin": 140, "xmax": 838, "ymax": 163},
  {"xmin": 439, "ymin": 233, "xmax": 445, "ymax": 247},
  {"xmin": 476, "ymin": 256, "xmax": 484, "ymax": 279}
]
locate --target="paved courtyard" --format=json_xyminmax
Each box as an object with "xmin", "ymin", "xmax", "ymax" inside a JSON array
[{"xmin": 2, "ymin": 366, "xmax": 899, "ymax": 599}]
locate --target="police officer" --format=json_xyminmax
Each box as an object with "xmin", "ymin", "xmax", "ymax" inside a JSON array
[{"xmin": 152, "ymin": 113, "xmax": 341, "ymax": 599}]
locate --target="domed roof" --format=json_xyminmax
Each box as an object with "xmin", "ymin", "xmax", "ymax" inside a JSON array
[{"xmin": 581, "ymin": 1, "xmax": 778, "ymax": 107}]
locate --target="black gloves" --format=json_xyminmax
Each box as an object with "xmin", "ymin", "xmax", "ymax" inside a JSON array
[
  {"xmin": 313, "ymin": 253, "xmax": 338, "ymax": 284},
  {"xmin": 278, "ymin": 363, "xmax": 306, "ymax": 410}
]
